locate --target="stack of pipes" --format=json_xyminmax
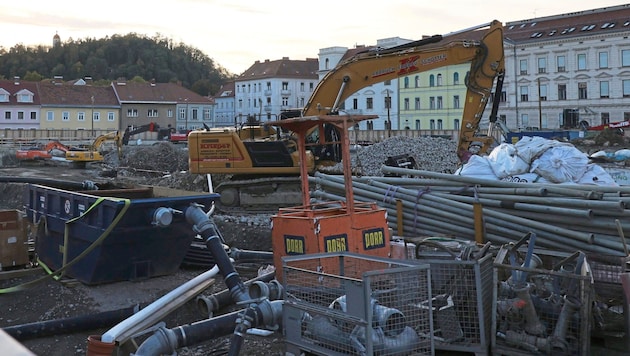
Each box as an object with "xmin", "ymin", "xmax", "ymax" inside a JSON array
[{"xmin": 309, "ymin": 166, "xmax": 630, "ymax": 257}]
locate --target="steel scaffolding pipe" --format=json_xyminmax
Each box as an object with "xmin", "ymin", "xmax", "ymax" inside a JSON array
[{"xmin": 311, "ymin": 176, "xmax": 618, "ymax": 254}]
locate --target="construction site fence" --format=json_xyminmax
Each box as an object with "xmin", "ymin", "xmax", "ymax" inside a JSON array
[{"xmin": 0, "ymin": 128, "xmax": 459, "ymax": 146}]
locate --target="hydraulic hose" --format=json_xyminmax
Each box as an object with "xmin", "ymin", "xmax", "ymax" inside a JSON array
[
  {"xmin": 3, "ymin": 305, "xmax": 137, "ymax": 341},
  {"xmin": 0, "ymin": 177, "xmax": 99, "ymax": 190}
]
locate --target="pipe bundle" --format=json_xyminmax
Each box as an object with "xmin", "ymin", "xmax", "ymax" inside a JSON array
[{"xmin": 310, "ymin": 166, "xmax": 630, "ymax": 256}]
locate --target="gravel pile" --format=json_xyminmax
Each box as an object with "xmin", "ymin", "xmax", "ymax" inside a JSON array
[{"xmin": 324, "ymin": 135, "xmax": 460, "ymax": 176}]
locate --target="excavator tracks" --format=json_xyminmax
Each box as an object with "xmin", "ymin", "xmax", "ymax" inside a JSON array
[{"xmin": 214, "ymin": 176, "xmax": 305, "ymax": 214}]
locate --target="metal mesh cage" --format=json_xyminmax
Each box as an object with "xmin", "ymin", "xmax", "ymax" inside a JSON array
[
  {"xmin": 411, "ymin": 253, "xmax": 494, "ymax": 354},
  {"xmin": 282, "ymin": 252, "xmax": 433, "ymax": 356},
  {"xmin": 492, "ymin": 250, "xmax": 593, "ymax": 356}
]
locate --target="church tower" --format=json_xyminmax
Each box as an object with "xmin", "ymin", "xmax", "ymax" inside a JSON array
[{"xmin": 53, "ymin": 32, "xmax": 60, "ymax": 48}]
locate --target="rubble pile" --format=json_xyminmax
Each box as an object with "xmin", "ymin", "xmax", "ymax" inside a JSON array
[
  {"xmin": 327, "ymin": 135, "xmax": 460, "ymax": 176},
  {"xmin": 117, "ymin": 142, "xmax": 189, "ymax": 173}
]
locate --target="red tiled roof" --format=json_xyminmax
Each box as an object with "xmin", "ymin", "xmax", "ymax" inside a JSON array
[
  {"xmin": 112, "ymin": 81, "xmax": 210, "ymax": 104},
  {"xmin": 0, "ymin": 79, "xmax": 40, "ymax": 105},
  {"xmin": 38, "ymin": 82, "xmax": 118, "ymax": 107},
  {"xmin": 239, "ymin": 58, "xmax": 318, "ymax": 80}
]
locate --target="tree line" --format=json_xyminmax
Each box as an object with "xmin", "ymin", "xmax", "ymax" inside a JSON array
[{"xmin": 0, "ymin": 33, "xmax": 234, "ymax": 96}]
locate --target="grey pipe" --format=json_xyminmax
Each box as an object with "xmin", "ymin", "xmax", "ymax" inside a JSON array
[{"xmin": 133, "ymin": 300, "xmax": 284, "ymax": 356}]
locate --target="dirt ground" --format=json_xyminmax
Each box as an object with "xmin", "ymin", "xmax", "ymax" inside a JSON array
[{"xmin": 0, "ymin": 148, "xmax": 284, "ymax": 356}]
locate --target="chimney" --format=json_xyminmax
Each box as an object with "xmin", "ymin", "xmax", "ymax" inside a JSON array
[{"xmin": 13, "ymin": 76, "xmax": 20, "ymax": 85}]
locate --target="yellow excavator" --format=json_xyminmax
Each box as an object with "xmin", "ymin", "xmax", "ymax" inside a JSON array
[
  {"xmin": 188, "ymin": 20, "xmax": 505, "ymax": 210},
  {"xmin": 65, "ymin": 131, "xmax": 123, "ymax": 168}
]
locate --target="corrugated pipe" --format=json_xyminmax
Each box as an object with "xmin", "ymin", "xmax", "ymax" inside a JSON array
[{"xmin": 132, "ymin": 300, "xmax": 283, "ymax": 356}]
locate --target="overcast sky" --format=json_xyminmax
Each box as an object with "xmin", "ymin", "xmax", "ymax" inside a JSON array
[{"xmin": 1, "ymin": 1, "xmax": 628, "ymax": 75}]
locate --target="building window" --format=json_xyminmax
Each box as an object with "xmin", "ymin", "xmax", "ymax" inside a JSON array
[
  {"xmin": 541, "ymin": 114, "xmax": 548, "ymax": 129},
  {"xmin": 192, "ymin": 109, "xmax": 198, "ymax": 120},
  {"xmin": 78, "ymin": 112, "xmax": 85, "ymax": 121},
  {"xmin": 578, "ymin": 82, "xmax": 588, "ymax": 99},
  {"xmin": 404, "ymin": 77, "xmax": 409, "ymax": 88},
  {"xmin": 204, "ymin": 109, "xmax": 211, "ymax": 120},
  {"xmin": 430, "ymin": 119, "xmax": 435, "ymax": 130},
  {"xmin": 148, "ymin": 109, "xmax": 158, "ymax": 117},
  {"xmin": 384, "ymin": 96, "xmax": 391, "ymax": 109},
  {"xmin": 599, "ymin": 52, "xmax": 609, "ymax": 69},
  {"xmin": 180, "ymin": 108, "xmax": 186, "ymax": 119},
  {"xmin": 429, "ymin": 75, "xmax": 435, "ymax": 87},
  {"xmin": 300, "ymin": 82, "xmax": 305, "ymax": 92},
  {"xmin": 537, "ymin": 57, "xmax": 547, "ymax": 73},
  {"xmin": 558, "ymin": 84, "xmax": 567, "ymax": 100},
  {"xmin": 127, "ymin": 109, "xmax": 138, "ymax": 117},
  {"xmin": 266, "ymin": 82, "xmax": 271, "ymax": 90},
  {"xmin": 437, "ymin": 96, "xmax": 443, "ymax": 109},
  {"xmin": 437, "ymin": 119, "xmax": 443, "ymax": 130},
  {"xmin": 453, "ymin": 95, "xmax": 460, "ymax": 109},
  {"xmin": 556, "ymin": 55, "xmax": 566, "ymax": 72},
  {"xmin": 62, "ymin": 111, "xmax": 69, "ymax": 121},
  {"xmin": 623, "ymin": 50, "xmax": 630, "ymax": 67},
  {"xmin": 539, "ymin": 84, "xmax": 547, "ymax": 101},
  {"xmin": 521, "ymin": 114, "xmax": 529, "ymax": 128},
  {"xmin": 414, "ymin": 76, "xmax": 419, "ymax": 88},
  {"xmin": 520, "ymin": 59, "xmax": 528, "ymax": 75},
  {"xmin": 18, "ymin": 112, "xmax": 24, "ymax": 120},
  {"xmin": 366, "ymin": 97, "xmax": 373, "ymax": 110},
  {"xmin": 429, "ymin": 97, "xmax": 435, "ymax": 110},
  {"xmin": 30, "ymin": 112, "xmax": 36, "ymax": 120},
  {"xmin": 93, "ymin": 112, "xmax": 100, "ymax": 122},
  {"xmin": 282, "ymin": 97, "xmax": 289, "ymax": 106},
  {"xmin": 282, "ymin": 82, "xmax": 289, "ymax": 90},
  {"xmin": 309, "ymin": 82, "xmax": 314, "ymax": 91},
  {"xmin": 600, "ymin": 81, "xmax": 610, "ymax": 98},
  {"xmin": 108, "ymin": 112, "xmax": 115, "ymax": 121},
  {"xmin": 454, "ymin": 119, "xmax": 460, "ymax": 130},
  {"xmin": 577, "ymin": 53, "xmax": 587, "ymax": 70},
  {"xmin": 168, "ymin": 109, "xmax": 173, "ymax": 117},
  {"xmin": 453, "ymin": 72, "xmax": 460, "ymax": 85},
  {"xmin": 0, "ymin": 94, "xmax": 8, "ymax": 102},
  {"xmin": 414, "ymin": 97, "xmax": 420, "ymax": 110},
  {"xmin": 17, "ymin": 93, "xmax": 32, "ymax": 103},
  {"xmin": 415, "ymin": 120, "xmax": 420, "ymax": 130},
  {"xmin": 437, "ymin": 74, "xmax": 443, "ymax": 86},
  {"xmin": 46, "ymin": 111, "xmax": 53, "ymax": 121},
  {"xmin": 601, "ymin": 112, "xmax": 610, "ymax": 126},
  {"xmin": 520, "ymin": 86, "xmax": 529, "ymax": 101},
  {"xmin": 352, "ymin": 98, "xmax": 358, "ymax": 110},
  {"xmin": 623, "ymin": 80, "xmax": 630, "ymax": 97},
  {"xmin": 403, "ymin": 98, "xmax": 410, "ymax": 110}
]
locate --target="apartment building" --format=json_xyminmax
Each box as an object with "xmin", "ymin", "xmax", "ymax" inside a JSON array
[
  {"xmin": 233, "ymin": 57, "xmax": 318, "ymax": 124},
  {"xmin": 211, "ymin": 81, "xmax": 236, "ymax": 127},
  {"xmin": 0, "ymin": 78, "xmax": 40, "ymax": 130}
]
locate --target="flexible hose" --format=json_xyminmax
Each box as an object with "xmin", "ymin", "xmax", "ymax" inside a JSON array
[
  {"xmin": 0, "ymin": 176, "xmax": 99, "ymax": 190},
  {"xmin": 3, "ymin": 305, "xmax": 137, "ymax": 341}
]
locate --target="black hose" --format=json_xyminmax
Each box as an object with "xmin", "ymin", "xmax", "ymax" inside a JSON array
[
  {"xmin": 229, "ymin": 248, "xmax": 273, "ymax": 262},
  {"xmin": 0, "ymin": 177, "xmax": 99, "ymax": 190},
  {"xmin": 185, "ymin": 206, "xmax": 248, "ymax": 303},
  {"xmin": 2, "ymin": 305, "xmax": 137, "ymax": 341},
  {"xmin": 173, "ymin": 311, "xmax": 240, "ymax": 346}
]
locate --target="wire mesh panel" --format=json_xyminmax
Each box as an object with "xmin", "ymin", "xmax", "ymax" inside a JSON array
[
  {"xmin": 492, "ymin": 250, "xmax": 593, "ymax": 356},
  {"xmin": 282, "ymin": 252, "xmax": 433, "ymax": 356},
  {"xmin": 586, "ymin": 253, "xmax": 630, "ymax": 351},
  {"xmin": 410, "ymin": 253, "xmax": 494, "ymax": 355}
]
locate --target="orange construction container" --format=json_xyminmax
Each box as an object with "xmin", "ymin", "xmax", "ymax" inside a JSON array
[{"xmin": 271, "ymin": 201, "xmax": 390, "ymax": 281}]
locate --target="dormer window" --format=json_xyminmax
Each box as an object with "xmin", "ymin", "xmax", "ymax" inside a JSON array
[
  {"xmin": 15, "ymin": 89, "xmax": 34, "ymax": 103},
  {"xmin": 0, "ymin": 88, "xmax": 10, "ymax": 102}
]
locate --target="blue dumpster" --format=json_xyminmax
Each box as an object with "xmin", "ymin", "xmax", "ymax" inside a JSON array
[{"xmin": 24, "ymin": 184, "xmax": 218, "ymax": 285}]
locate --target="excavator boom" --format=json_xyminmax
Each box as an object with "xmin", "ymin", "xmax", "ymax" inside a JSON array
[{"xmin": 303, "ymin": 20, "xmax": 505, "ymax": 161}]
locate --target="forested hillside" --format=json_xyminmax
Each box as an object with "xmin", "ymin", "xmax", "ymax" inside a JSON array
[{"xmin": 0, "ymin": 33, "xmax": 233, "ymax": 96}]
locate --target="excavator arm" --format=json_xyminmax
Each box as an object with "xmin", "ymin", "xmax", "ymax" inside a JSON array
[{"xmin": 302, "ymin": 20, "xmax": 505, "ymax": 162}]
